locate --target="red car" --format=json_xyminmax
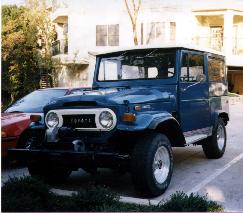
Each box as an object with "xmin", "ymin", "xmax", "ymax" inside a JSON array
[
  {"xmin": 1, "ymin": 87, "xmax": 89, "ymax": 157},
  {"xmin": 1, "ymin": 113, "xmax": 33, "ymax": 157}
]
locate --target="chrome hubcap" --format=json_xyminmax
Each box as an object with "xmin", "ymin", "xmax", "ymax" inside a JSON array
[
  {"xmin": 217, "ymin": 124, "xmax": 225, "ymax": 150},
  {"xmin": 153, "ymin": 146, "xmax": 170, "ymax": 184}
]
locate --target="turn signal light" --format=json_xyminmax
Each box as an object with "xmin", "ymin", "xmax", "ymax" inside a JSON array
[
  {"xmin": 134, "ymin": 105, "xmax": 142, "ymax": 111},
  {"xmin": 1, "ymin": 131, "xmax": 7, "ymax": 138},
  {"xmin": 30, "ymin": 114, "xmax": 41, "ymax": 122},
  {"xmin": 122, "ymin": 113, "xmax": 136, "ymax": 122}
]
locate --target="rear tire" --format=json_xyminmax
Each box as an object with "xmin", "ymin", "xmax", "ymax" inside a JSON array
[
  {"xmin": 202, "ymin": 118, "xmax": 226, "ymax": 159},
  {"xmin": 28, "ymin": 161, "xmax": 71, "ymax": 183},
  {"xmin": 130, "ymin": 133, "xmax": 173, "ymax": 197}
]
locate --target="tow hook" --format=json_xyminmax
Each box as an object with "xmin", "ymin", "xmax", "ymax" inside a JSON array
[{"xmin": 72, "ymin": 140, "xmax": 85, "ymax": 152}]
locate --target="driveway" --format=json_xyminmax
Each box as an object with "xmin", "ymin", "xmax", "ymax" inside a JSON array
[{"xmin": 2, "ymin": 98, "xmax": 243, "ymax": 211}]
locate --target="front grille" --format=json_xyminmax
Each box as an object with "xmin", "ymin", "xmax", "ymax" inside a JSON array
[{"xmin": 62, "ymin": 114, "xmax": 96, "ymax": 128}]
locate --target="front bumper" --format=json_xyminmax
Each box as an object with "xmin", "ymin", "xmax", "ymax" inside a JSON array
[{"xmin": 8, "ymin": 148, "xmax": 130, "ymax": 168}]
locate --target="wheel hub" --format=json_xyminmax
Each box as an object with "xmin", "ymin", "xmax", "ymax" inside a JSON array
[
  {"xmin": 217, "ymin": 124, "xmax": 225, "ymax": 150},
  {"xmin": 158, "ymin": 160, "xmax": 163, "ymax": 169},
  {"xmin": 153, "ymin": 146, "xmax": 170, "ymax": 184}
]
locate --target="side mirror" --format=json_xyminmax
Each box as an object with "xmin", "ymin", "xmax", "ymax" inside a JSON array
[{"xmin": 196, "ymin": 73, "xmax": 206, "ymax": 83}]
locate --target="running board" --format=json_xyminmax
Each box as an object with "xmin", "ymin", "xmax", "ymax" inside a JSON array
[{"xmin": 185, "ymin": 134, "xmax": 208, "ymax": 145}]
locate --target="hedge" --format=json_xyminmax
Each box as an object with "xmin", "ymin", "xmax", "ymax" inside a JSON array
[{"xmin": 2, "ymin": 176, "xmax": 224, "ymax": 212}]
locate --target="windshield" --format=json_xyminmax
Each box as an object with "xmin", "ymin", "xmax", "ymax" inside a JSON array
[
  {"xmin": 98, "ymin": 49, "xmax": 176, "ymax": 82},
  {"xmin": 5, "ymin": 89, "xmax": 68, "ymax": 113}
]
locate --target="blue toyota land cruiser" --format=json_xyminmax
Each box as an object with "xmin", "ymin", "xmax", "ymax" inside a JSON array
[{"xmin": 12, "ymin": 45, "xmax": 229, "ymax": 197}]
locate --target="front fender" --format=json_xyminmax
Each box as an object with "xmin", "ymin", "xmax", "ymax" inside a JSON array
[
  {"xmin": 28, "ymin": 122, "xmax": 46, "ymax": 130},
  {"xmin": 117, "ymin": 112, "xmax": 173, "ymax": 131},
  {"xmin": 28, "ymin": 114, "xmax": 45, "ymax": 130}
]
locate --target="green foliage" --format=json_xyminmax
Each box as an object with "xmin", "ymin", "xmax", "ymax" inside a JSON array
[
  {"xmin": 2, "ymin": 5, "xmax": 38, "ymax": 106},
  {"xmin": 1, "ymin": 176, "xmax": 54, "ymax": 212},
  {"xmin": 2, "ymin": 176, "xmax": 224, "ymax": 212},
  {"xmin": 1, "ymin": 3, "xmax": 55, "ymax": 108},
  {"xmin": 159, "ymin": 191, "xmax": 224, "ymax": 212},
  {"xmin": 227, "ymin": 92, "xmax": 240, "ymax": 97},
  {"xmin": 71, "ymin": 186, "xmax": 120, "ymax": 211}
]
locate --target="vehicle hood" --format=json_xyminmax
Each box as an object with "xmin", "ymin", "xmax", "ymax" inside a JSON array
[
  {"xmin": 1, "ymin": 113, "xmax": 31, "ymax": 127},
  {"xmin": 46, "ymin": 86, "xmax": 176, "ymax": 109},
  {"xmin": 1, "ymin": 112, "xmax": 42, "ymax": 127}
]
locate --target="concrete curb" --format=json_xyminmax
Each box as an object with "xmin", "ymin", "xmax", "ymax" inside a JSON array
[
  {"xmin": 51, "ymin": 188, "xmax": 76, "ymax": 196},
  {"xmin": 51, "ymin": 188, "xmax": 161, "ymax": 206}
]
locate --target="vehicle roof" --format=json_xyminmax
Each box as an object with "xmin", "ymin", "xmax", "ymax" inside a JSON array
[{"xmin": 89, "ymin": 43, "xmax": 225, "ymax": 57}]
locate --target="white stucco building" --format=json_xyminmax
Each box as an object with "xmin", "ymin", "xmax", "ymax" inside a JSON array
[{"xmin": 49, "ymin": 0, "xmax": 243, "ymax": 94}]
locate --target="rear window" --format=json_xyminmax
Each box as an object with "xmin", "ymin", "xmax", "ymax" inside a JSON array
[{"xmin": 208, "ymin": 57, "xmax": 225, "ymax": 81}]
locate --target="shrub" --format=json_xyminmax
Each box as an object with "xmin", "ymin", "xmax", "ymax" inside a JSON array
[
  {"xmin": 72, "ymin": 186, "xmax": 119, "ymax": 211},
  {"xmin": 1, "ymin": 177, "xmax": 224, "ymax": 212},
  {"xmin": 159, "ymin": 191, "xmax": 224, "ymax": 212},
  {"xmin": 2, "ymin": 176, "xmax": 54, "ymax": 212},
  {"xmin": 227, "ymin": 92, "xmax": 240, "ymax": 97}
]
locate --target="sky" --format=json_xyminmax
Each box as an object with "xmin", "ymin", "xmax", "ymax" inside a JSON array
[{"xmin": 1, "ymin": 0, "xmax": 24, "ymax": 6}]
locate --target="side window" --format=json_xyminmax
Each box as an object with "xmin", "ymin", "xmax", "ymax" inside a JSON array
[
  {"xmin": 180, "ymin": 53, "xmax": 204, "ymax": 82},
  {"xmin": 208, "ymin": 57, "xmax": 225, "ymax": 81}
]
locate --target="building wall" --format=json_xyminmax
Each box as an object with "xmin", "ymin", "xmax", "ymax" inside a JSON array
[
  {"xmin": 60, "ymin": 0, "xmax": 198, "ymax": 87},
  {"xmin": 52, "ymin": 0, "xmax": 243, "ymax": 88},
  {"xmin": 67, "ymin": 0, "xmax": 197, "ymax": 60}
]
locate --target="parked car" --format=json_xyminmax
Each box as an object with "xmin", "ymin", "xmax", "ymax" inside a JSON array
[
  {"xmin": 10, "ymin": 45, "xmax": 229, "ymax": 196},
  {"xmin": 2, "ymin": 87, "xmax": 90, "ymax": 157}
]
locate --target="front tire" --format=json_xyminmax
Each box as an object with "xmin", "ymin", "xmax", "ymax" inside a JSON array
[
  {"xmin": 130, "ymin": 133, "xmax": 173, "ymax": 197},
  {"xmin": 202, "ymin": 118, "xmax": 226, "ymax": 159}
]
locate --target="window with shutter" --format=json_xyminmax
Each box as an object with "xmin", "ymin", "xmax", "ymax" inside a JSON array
[
  {"xmin": 146, "ymin": 22, "xmax": 165, "ymax": 44},
  {"xmin": 96, "ymin": 24, "xmax": 119, "ymax": 46}
]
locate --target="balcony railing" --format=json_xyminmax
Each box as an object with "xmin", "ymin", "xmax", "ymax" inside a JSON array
[
  {"xmin": 233, "ymin": 37, "xmax": 243, "ymax": 55},
  {"xmin": 193, "ymin": 36, "xmax": 223, "ymax": 51},
  {"xmin": 193, "ymin": 36, "xmax": 243, "ymax": 55},
  {"xmin": 52, "ymin": 39, "xmax": 68, "ymax": 56}
]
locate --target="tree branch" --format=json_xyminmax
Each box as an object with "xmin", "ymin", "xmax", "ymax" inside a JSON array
[
  {"xmin": 124, "ymin": 0, "xmax": 142, "ymax": 45},
  {"xmin": 124, "ymin": 0, "xmax": 135, "ymax": 26}
]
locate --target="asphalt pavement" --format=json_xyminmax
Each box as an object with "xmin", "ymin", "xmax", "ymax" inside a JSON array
[{"xmin": 2, "ymin": 97, "xmax": 243, "ymax": 211}]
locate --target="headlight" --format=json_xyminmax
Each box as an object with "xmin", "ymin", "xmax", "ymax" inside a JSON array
[
  {"xmin": 99, "ymin": 111, "xmax": 114, "ymax": 129},
  {"xmin": 46, "ymin": 112, "xmax": 59, "ymax": 128}
]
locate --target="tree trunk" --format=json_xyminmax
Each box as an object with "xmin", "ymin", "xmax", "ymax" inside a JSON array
[
  {"xmin": 133, "ymin": 24, "xmax": 139, "ymax": 45},
  {"xmin": 124, "ymin": 0, "xmax": 141, "ymax": 46}
]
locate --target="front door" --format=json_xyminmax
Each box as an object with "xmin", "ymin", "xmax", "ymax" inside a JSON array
[{"xmin": 179, "ymin": 51, "xmax": 210, "ymax": 144}]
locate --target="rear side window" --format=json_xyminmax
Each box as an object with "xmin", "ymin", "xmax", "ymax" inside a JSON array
[
  {"xmin": 208, "ymin": 57, "xmax": 225, "ymax": 81},
  {"xmin": 180, "ymin": 53, "xmax": 204, "ymax": 82}
]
